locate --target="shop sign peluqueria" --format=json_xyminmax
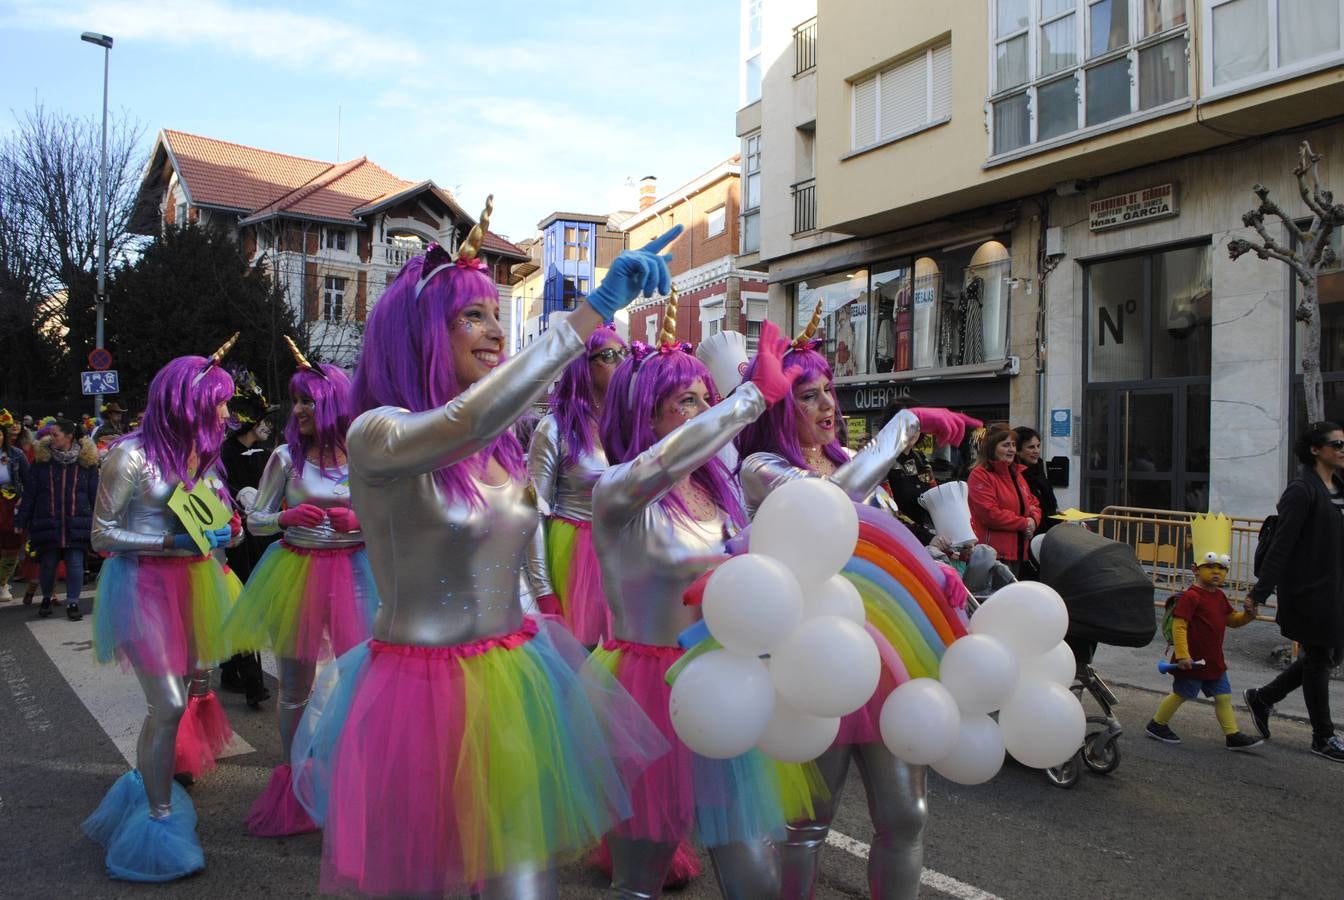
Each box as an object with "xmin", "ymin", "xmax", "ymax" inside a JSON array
[{"xmin": 1088, "ymin": 183, "xmax": 1179, "ymax": 232}]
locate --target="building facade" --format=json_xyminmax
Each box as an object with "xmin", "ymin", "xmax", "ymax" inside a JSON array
[
  {"xmin": 620, "ymin": 158, "xmax": 770, "ymax": 353},
  {"xmin": 510, "ymin": 212, "xmax": 627, "ymax": 351},
  {"xmin": 130, "ymin": 130, "xmax": 527, "ymax": 366},
  {"xmin": 739, "ymin": 0, "xmax": 1344, "ymax": 518}
]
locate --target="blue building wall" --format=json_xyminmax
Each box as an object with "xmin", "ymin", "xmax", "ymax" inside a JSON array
[{"xmin": 541, "ymin": 219, "xmax": 596, "ymax": 326}]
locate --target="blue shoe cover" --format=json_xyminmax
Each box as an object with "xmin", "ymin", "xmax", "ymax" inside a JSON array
[
  {"xmin": 104, "ymin": 809, "xmax": 204, "ymax": 882},
  {"xmin": 82, "ymin": 770, "xmax": 149, "ymax": 846},
  {"xmin": 82, "ymin": 770, "xmax": 198, "ymax": 847}
]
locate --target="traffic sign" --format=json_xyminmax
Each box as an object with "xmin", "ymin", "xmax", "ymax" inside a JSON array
[
  {"xmin": 88, "ymin": 348, "xmax": 113, "ymax": 371},
  {"xmin": 81, "ymin": 370, "xmax": 120, "ymax": 396}
]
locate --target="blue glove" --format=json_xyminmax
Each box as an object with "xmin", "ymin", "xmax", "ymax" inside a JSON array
[
  {"xmin": 584, "ymin": 225, "xmax": 684, "ymax": 320},
  {"xmin": 206, "ymin": 525, "xmax": 232, "ymax": 549},
  {"xmin": 169, "ymin": 533, "xmax": 199, "ymax": 552}
]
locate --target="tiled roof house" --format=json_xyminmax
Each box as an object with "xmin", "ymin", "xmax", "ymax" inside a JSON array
[{"xmin": 129, "ymin": 130, "xmax": 526, "ymax": 364}]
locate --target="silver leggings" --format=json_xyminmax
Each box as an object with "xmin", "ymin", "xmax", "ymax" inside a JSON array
[
  {"xmin": 606, "ymin": 835, "xmax": 778, "ymax": 899},
  {"xmin": 133, "ymin": 667, "xmax": 212, "ymax": 818},
  {"xmin": 276, "ymin": 657, "xmax": 317, "ymax": 762},
  {"xmin": 780, "ymin": 742, "xmax": 927, "ymax": 900}
]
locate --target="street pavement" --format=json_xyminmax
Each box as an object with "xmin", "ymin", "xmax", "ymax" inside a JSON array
[{"xmin": 1, "ymin": 593, "xmax": 1340, "ymax": 899}]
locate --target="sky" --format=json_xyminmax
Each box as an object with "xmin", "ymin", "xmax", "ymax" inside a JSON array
[{"xmin": 0, "ymin": 0, "xmax": 743, "ymax": 242}]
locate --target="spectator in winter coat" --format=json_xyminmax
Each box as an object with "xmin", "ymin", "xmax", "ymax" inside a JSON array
[
  {"xmin": 15, "ymin": 421, "xmax": 99, "ymax": 620},
  {"xmin": 1243, "ymin": 421, "xmax": 1344, "ymax": 762},
  {"xmin": 0, "ymin": 419, "xmax": 30, "ymax": 602},
  {"xmin": 967, "ymin": 427, "xmax": 1041, "ymax": 575}
]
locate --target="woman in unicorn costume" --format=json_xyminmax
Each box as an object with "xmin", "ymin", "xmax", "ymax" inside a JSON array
[
  {"xmin": 591, "ymin": 292, "xmax": 818, "ymax": 898},
  {"xmin": 222, "ymin": 338, "xmax": 377, "ymax": 836},
  {"xmin": 527, "ymin": 322, "xmax": 627, "ymax": 646},
  {"xmin": 290, "ymin": 202, "xmax": 670, "ymax": 898},
  {"xmin": 736, "ymin": 303, "xmax": 977, "ymax": 900},
  {"xmin": 82, "ymin": 340, "xmax": 245, "ymax": 882}
]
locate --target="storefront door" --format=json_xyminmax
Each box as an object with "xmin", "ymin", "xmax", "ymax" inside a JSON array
[{"xmin": 1084, "ymin": 382, "xmax": 1209, "ymax": 512}]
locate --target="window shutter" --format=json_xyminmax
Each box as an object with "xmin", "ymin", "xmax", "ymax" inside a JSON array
[
  {"xmin": 881, "ymin": 54, "xmax": 927, "ymax": 140},
  {"xmin": 931, "ymin": 43, "xmax": 953, "ymax": 119},
  {"xmin": 853, "ymin": 75, "xmax": 878, "ymax": 149}
]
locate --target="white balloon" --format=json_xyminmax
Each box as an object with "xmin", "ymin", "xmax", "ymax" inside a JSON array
[
  {"xmin": 931, "ymin": 713, "xmax": 1005, "ymax": 785},
  {"xmin": 879, "ymin": 678, "xmax": 961, "ymax": 765},
  {"xmin": 669, "ymin": 650, "xmax": 776, "ymax": 759},
  {"xmin": 769, "ymin": 615, "xmax": 881, "ymax": 717},
  {"xmin": 751, "ymin": 479, "xmax": 858, "ymax": 587},
  {"xmin": 1018, "ymin": 641, "xmax": 1078, "ymax": 688},
  {"xmin": 756, "ymin": 700, "xmax": 841, "ymax": 763},
  {"xmin": 969, "ymin": 581, "xmax": 1070, "ymax": 657},
  {"xmin": 999, "ymin": 680, "xmax": 1087, "ymax": 769},
  {"xmin": 802, "ymin": 575, "xmax": 866, "ymax": 625},
  {"xmin": 937, "ymin": 633, "xmax": 1020, "ymax": 715},
  {"xmin": 703, "ymin": 554, "xmax": 804, "ymax": 655}
]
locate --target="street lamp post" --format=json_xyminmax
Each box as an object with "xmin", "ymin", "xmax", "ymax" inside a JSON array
[{"xmin": 81, "ymin": 31, "xmax": 113, "ymax": 421}]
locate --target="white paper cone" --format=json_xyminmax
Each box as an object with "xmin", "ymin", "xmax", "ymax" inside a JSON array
[{"xmin": 918, "ymin": 481, "xmax": 978, "ymax": 546}]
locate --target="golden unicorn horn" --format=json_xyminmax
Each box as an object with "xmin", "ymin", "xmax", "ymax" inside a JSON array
[
  {"xmin": 658, "ymin": 287, "xmax": 680, "ymax": 346},
  {"xmin": 793, "ymin": 299, "xmax": 823, "ymax": 347},
  {"xmin": 455, "ymin": 194, "xmax": 494, "ymax": 262}
]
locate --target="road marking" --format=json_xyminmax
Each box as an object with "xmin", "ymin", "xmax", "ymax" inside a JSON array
[
  {"xmin": 827, "ymin": 829, "xmax": 1003, "ymax": 900},
  {"xmin": 0, "ymin": 648, "xmax": 54, "ymax": 734},
  {"xmin": 25, "ymin": 619, "xmax": 256, "ymax": 766}
]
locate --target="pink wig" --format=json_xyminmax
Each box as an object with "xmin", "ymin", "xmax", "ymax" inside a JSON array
[
  {"xmin": 548, "ymin": 324, "xmax": 625, "ymax": 468},
  {"xmin": 352, "ymin": 255, "xmax": 523, "ymax": 506},
  {"xmin": 599, "ymin": 349, "xmax": 746, "ymax": 527},
  {"xmin": 137, "ymin": 356, "xmax": 235, "ymax": 488},
  {"xmin": 284, "ymin": 364, "xmax": 354, "ymax": 478},
  {"xmin": 735, "ymin": 346, "xmax": 848, "ymax": 470}
]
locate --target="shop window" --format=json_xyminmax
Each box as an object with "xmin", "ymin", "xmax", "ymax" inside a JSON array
[
  {"xmin": 1086, "ymin": 243, "xmax": 1212, "ymax": 383},
  {"xmin": 1290, "ymin": 228, "xmax": 1344, "ymax": 442},
  {"xmin": 795, "ymin": 269, "xmax": 872, "ymax": 377},
  {"xmin": 871, "ymin": 264, "xmax": 913, "ymax": 373}
]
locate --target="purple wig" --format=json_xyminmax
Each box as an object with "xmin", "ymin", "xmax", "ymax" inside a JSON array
[
  {"xmin": 735, "ymin": 346, "xmax": 848, "ymax": 471},
  {"xmin": 549, "ymin": 324, "xmax": 626, "ymax": 468},
  {"xmin": 137, "ymin": 355, "xmax": 235, "ymax": 488},
  {"xmin": 351, "ymin": 254, "xmax": 524, "ymax": 506},
  {"xmin": 599, "ymin": 349, "xmax": 746, "ymax": 527},
  {"xmin": 284, "ymin": 364, "xmax": 354, "ymax": 477}
]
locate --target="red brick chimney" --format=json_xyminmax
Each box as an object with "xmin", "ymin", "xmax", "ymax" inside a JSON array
[{"xmin": 639, "ymin": 175, "xmax": 658, "ymax": 210}]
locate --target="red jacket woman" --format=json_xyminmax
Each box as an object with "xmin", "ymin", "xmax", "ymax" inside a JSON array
[{"xmin": 967, "ymin": 428, "xmax": 1041, "ymax": 569}]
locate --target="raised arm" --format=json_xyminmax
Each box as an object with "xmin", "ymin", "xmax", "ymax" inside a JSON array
[
  {"xmin": 348, "ymin": 321, "xmax": 585, "ymax": 481},
  {"xmin": 91, "ymin": 443, "xmax": 163, "ymax": 552},
  {"xmin": 527, "ymin": 414, "xmax": 563, "ymax": 517},
  {"xmin": 596, "ymin": 383, "xmax": 767, "ymax": 529},
  {"xmin": 246, "ymin": 446, "xmax": 291, "ymax": 536},
  {"xmin": 831, "ymin": 409, "xmax": 922, "ymax": 500}
]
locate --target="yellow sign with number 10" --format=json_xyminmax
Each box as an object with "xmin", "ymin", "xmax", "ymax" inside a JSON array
[{"xmin": 166, "ymin": 477, "xmax": 232, "ymax": 555}]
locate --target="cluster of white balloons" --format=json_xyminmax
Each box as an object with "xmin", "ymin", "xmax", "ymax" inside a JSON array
[
  {"xmin": 878, "ymin": 582, "xmax": 1086, "ymax": 784},
  {"xmin": 669, "ymin": 479, "xmax": 881, "ymax": 762}
]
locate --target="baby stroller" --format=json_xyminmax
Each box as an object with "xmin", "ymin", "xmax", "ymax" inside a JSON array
[{"xmin": 1035, "ymin": 524, "xmax": 1157, "ymax": 788}]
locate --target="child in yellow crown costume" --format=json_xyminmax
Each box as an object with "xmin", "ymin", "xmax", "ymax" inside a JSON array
[{"xmin": 1145, "ymin": 514, "xmax": 1263, "ymax": 750}]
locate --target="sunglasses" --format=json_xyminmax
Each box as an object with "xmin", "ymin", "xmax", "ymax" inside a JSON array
[
  {"xmin": 589, "ymin": 348, "xmax": 629, "ymax": 364},
  {"xmin": 1326, "ymin": 439, "xmax": 1344, "ymax": 450}
]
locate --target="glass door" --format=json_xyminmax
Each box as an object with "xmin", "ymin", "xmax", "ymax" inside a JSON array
[{"xmin": 1084, "ymin": 383, "xmax": 1209, "ymax": 512}]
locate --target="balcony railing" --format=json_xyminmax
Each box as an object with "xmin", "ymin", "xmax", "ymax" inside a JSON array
[
  {"xmin": 793, "ymin": 18, "xmax": 817, "ymax": 75},
  {"xmin": 791, "ymin": 178, "xmax": 816, "ymax": 235},
  {"xmin": 379, "ymin": 240, "xmax": 424, "ymax": 268}
]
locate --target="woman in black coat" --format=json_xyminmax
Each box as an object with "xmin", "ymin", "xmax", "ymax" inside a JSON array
[
  {"xmin": 15, "ymin": 421, "xmax": 99, "ymax": 620},
  {"xmin": 1243, "ymin": 421, "xmax": 1344, "ymax": 762}
]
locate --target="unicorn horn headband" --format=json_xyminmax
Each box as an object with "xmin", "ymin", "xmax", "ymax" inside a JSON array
[
  {"xmin": 658, "ymin": 287, "xmax": 680, "ymax": 346},
  {"xmin": 414, "ymin": 194, "xmax": 494, "ymax": 297},
  {"xmin": 628, "ymin": 287, "xmax": 692, "ymax": 403},
  {"xmin": 193, "ymin": 331, "xmax": 240, "ymax": 385},
  {"xmin": 284, "ymin": 335, "xmax": 328, "ymax": 380},
  {"xmin": 792, "ymin": 299, "xmax": 823, "ymax": 349}
]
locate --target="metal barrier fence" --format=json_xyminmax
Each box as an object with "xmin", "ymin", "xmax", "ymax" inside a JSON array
[{"xmin": 1093, "ymin": 506, "xmax": 1273, "ymax": 620}]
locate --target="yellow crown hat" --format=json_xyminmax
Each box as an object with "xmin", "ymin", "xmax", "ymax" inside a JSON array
[{"xmin": 1189, "ymin": 513, "xmax": 1232, "ymax": 567}]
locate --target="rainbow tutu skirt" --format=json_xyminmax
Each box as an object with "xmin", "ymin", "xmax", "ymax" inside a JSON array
[
  {"xmin": 545, "ymin": 517, "xmax": 611, "ymax": 646},
  {"xmin": 93, "ymin": 554, "xmax": 241, "ymax": 676},
  {"xmin": 222, "ymin": 541, "xmax": 378, "ymax": 662},
  {"xmin": 291, "ymin": 616, "xmax": 668, "ymax": 897}
]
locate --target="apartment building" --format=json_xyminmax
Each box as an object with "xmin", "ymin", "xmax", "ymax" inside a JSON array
[
  {"xmin": 738, "ymin": 0, "xmax": 1344, "ymax": 517},
  {"xmin": 129, "ymin": 130, "xmax": 527, "ymax": 366},
  {"xmin": 510, "ymin": 212, "xmax": 628, "ymax": 351},
  {"xmin": 620, "ymin": 159, "xmax": 769, "ymax": 350}
]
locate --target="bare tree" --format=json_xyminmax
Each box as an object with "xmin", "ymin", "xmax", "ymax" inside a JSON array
[
  {"xmin": 0, "ymin": 105, "xmax": 144, "ymax": 409},
  {"xmin": 1228, "ymin": 141, "xmax": 1344, "ymax": 423}
]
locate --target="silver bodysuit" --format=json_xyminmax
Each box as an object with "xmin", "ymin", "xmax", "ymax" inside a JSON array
[
  {"xmin": 246, "ymin": 444, "xmax": 362, "ymax": 549},
  {"xmin": 738, "ymin": 407, "xmax": 928, "ymax": 900},
  {"xmin": 346, "ymin": 320, "xmax": 583, "ymax": 648},
  {"xmin": 91, "ymin": 436, "xmax": 229, "ymax": 819},
  {"xmin": 525, "ymin": 412, "xmax": 609, "ymax": 597},
  {"xmin": 592, "ymin": 382, "xmax": 780, "ymax": 899},
  {"xmin": 593, "ymin": 382, "xmax": 766, "ymax": 648}
]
